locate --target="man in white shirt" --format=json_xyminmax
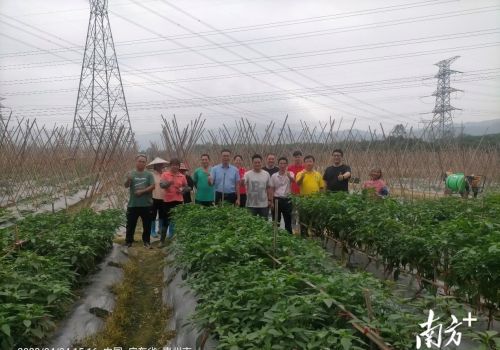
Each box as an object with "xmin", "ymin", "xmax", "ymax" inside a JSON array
[
  {"xmin": 270, "ymin": 157, "xmax": 294, "ymax": 233},
  {"xmin": 244, "ymin": 154, "xmax": 272, "ymax": 218}
]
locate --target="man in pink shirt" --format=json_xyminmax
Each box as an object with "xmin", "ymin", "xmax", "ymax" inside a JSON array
[{"xmin": 160, "ymin": 158, "xmax": 188, "ymax": 245}]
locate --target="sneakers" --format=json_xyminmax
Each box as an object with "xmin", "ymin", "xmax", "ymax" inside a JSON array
[{"xmin": 143, "ymin": 242, "xmax": 152, "ymax": 249}]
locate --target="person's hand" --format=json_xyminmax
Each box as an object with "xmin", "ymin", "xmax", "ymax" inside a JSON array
[
  {"xmin": 287, "ymin": 171, "xmax": 294, "ymax": 180},
  {"xmin": 338, "ymin": 173, "xmax": 344, "ymax": 181},
  {"xmin": 160, "ymin": 180, "xmax": 171, "ymax": 189},
  {"xmin": 134, "ymin": 189, "xmax": 143, "ymax": 197},
  {"xmin": 235, "ymin": 199, "xmax": 240, "ymax": 207},
  {"xmin": 269, "ymin": 200, "xmax": 274, "ymax": 209},
  {"xmin": 127, "ymin": 171, "xmax": 133, "ymax": 181}
]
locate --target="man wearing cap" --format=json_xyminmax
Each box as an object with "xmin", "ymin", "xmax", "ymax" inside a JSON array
[
  {"xmin": 148, "ymin": 157, "xmax": 168, "ymax": 239},
  {"xmin": 210, "ymin": 149, "xmax": 240, "ymax": 206},
  {"xmin": 124, "ymin": 154, "xmax": 155, "ymax": 248}
]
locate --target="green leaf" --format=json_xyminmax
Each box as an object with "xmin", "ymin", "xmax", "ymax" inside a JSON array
[
  {"xmin": 323, "ymin": 298, "xmax": 334, "ymax": 308},
  {"xmin": 1, "ymin": 324, "xmax": 10, "ymax": 337},
  {"xmin": 23, "ymin": 320, "xmax": 31, "ymax": 328},
  {"xmin": 340, "ymin": 337, "xmax": 352, "ymax": 350}
]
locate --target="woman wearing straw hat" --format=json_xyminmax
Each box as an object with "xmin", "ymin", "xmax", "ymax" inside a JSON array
[{"xmin": 147, "ymin": 157, "xmax": 169, "ymax": 239}]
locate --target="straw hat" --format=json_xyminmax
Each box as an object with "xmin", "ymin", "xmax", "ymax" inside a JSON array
[{"xmin": 147, "ymin": 157, "xmax": 169, "ymax": 167}]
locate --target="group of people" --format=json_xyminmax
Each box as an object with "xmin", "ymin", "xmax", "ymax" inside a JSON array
[{"xmin": 124, "ymin": 149, "xmax": 388, "ymax": 248}]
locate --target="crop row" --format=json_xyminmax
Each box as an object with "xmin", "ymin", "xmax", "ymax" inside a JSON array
[
  {"xmin": 0, "ymin": 208, "xmax": 123, "ymax": 349},
  {"xmin": 293, "ymin": 192, "xmax": 500, "ymax": 319},
  {"xmin": 170, "ymin": 205, "xmax": 474, "ymax": 349}
]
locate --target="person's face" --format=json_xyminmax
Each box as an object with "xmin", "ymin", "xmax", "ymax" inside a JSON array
[
  {"xmin": 233, "ymin": 157, "xmax": 242, "ymax": 167},
  {"xmin": 170, "ymin": 163, "xmax": 180, "ymax": 173},
  {"xmin": 370, "ymin": 170, "xmax": 381, "ymax": 180},
  {"xmin": 136, "ymin": 157, "xmax": 147, "ymax": 171},
  {"xmin": 304, "ymin": 158, "xmax": 314, "ymax": 171},
  {"xmin": 154, "ymin": 164, "xmax": 163, "ymax": 173},
  {"xmin": 253, "ymin": 157, "xmax": 262, "ymax": 171},
  {"xmin": 294, "ymin": 155, "xmax": 302, "ymax": 165},
  {"xmin": 266, "ymin": 155, "xmax": 276, "ymax": 168},
  {"xmin": 332, "ymin": 152, "xmax": 343, "ymax": 164},
  {"xmin": 221, "ymin": 152, "xmax": 230, "ymax": 164},
  {"xmin": 278, "ymin": 159, "xmax": 288, "ymax": 172},
  {"xmin": 201, "ymin": 156, "xmax": 210, "ymax": 168}
]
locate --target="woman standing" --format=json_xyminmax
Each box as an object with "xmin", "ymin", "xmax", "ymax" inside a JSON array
[
  {"xmin": 160, "ymin": 158, "xmax": 188, "ymax": 244},
  {"xmin": 233, "ymin": 155, "xmax": 247, "ymax": 207},
  {"xmin": 147, "ymin": 157, "xmax": 169, "ymax": 238},
  {"xmin": 362, "ymin": 168, "xmax": 389, "ymax": 197}
]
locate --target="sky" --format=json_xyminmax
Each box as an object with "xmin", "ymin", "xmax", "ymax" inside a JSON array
[{"xmin": 0, "ymin": 0, "xmax": 499, "ymax": 135}]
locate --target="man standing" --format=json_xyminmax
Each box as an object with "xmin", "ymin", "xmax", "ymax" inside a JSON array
[
  {"xmin": 193, "ymin": 154, "xmax": 215, "ymax": 206},
  {"xmin": 210, "ymin": 149, "xmax": 240, "ymax": 206},
  {"xmin": 263, "ymin": 153, "xmax": 279, "ymax": 177},
  {"xmin": 288, "ymin": 150, "xmax": 305, "ymax": 231},
  {"xmin": 323, "ymin": 149, "xmax": 351, "ymax": 192},
  {"xmin": 160, "ymin": 158, "xmax": 188, "ymax": 244},
  {"xmin": 296, "ymin": 155, "xmax": 324, "ymax": 237},
  {"xmin": 124, "ymin": 154, "xmax": 155, "ymax": 248},
  {"xmin": 244, "ymin": 154, "xmax": 272, "ymax": 218},
  {"xmin": 263, "ymin": 153, "xmax": 280, "ymax": 219},
  {"xmin": 270, "ymin": 157, "xmax": 294, "ymax": 233},
  {"xmin": 288, "ymin": 150, "xmax": 304, "ymax": 195}
]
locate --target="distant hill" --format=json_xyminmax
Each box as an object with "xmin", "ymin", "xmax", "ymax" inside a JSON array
[{"xmin": 134, "ymin": 118, "xmax": 500, "ymax": 150}]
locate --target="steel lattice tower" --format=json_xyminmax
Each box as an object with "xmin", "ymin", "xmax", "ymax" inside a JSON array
[
  {"xmin": 430, "ymin": 56, "xmax": 462, "ymax": 139},
  {"xmin": 73, "ymin": 0, "xmax": 131, "ymax": 147}
]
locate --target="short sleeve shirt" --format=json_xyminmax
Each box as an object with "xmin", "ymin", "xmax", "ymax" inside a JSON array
[
  {"xmin": 161, "ymin": 171, "xmax": 188, "ymax": 203},
  {"xmin": 193, "ymin": 167, "xmax": 215, "ymax": 202},
  {"xmin": 270, "ymin": 171, "xmax": 294, "ymax": 198},
  {"xmin": 210, "ymin": 164, "xmax": 240, "ymax": 193},
  {"xmin": 296, "ymin": 170, "xmax": 324, "ymax": 195},
  {"xmin": 128, "ymin": 170, "xmax": 155, "ymax": 207},
  {"xmin": 288, "ymin": 164, "xmax": 305, "ymax": 194},
  {"xmin": 323, "ymin": 164, "xmax": 351, "ymax": 192},
  {"xmin": 263, "ymin": 166, "xmax": 279, "ymax": 177},
  {"xmin": 244, "ymin": 170, "xmax": 270, "ymax": 208}
]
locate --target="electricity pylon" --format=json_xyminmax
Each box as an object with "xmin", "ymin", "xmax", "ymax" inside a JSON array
[{"xmin": 72, "ymin": 0, "xmax": 132, "ymax": 149}]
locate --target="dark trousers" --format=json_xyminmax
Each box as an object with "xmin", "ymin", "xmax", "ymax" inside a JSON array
[
  {"xmin": 126, "ymin": 206, "xmax": 152, "ymax": 244},
  {"xmin": 195, "ymin": 200, "xmax": 214, "ymax": 207},
  {"xmin": 239, "ymin": 194, "xmax": 247, "ymax": 208},
  {"xmin": 151, "ymin": 198, "xmax": 166, "ymax": 232},
  {"xmin": 161, "ymin": 201, "xmax": 183, "ymax": 241},
  {"xmin": 249, "ymin": 207, "xmax": 269, "ymax": 218},
  {"xmin": 273, "ymin": 197, "xmax": 293, "ymax": 234},
  {"xmin": 215, "ymin": 191, "xmax": 237, "ymax": 205}
]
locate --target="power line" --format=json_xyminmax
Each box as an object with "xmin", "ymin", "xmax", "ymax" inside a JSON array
[{"xmin": 0, "ymin": 0, "xmax": 458, "ymax": 58}]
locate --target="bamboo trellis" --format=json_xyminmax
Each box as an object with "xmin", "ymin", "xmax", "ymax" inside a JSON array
[
  {"xmin": 155, "ymin": 115, "xmax": 499, "ymax": 198},
  {"xmin": 0, "ymin": 112, "xmax": 136, "ymax": 217}
]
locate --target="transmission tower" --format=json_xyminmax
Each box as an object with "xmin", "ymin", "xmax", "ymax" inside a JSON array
[
  {"xmin": 430, "ymin": 56, "xmax": 462, "ymax": 139},
  {"xmin": 72, "ymin": 0, "xmax": 131, "ymax": 148}
]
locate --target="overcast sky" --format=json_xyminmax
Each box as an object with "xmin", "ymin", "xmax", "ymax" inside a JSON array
[{"xmin": 0, "ymin": 0, "xmax": 499, "ymax": 135}]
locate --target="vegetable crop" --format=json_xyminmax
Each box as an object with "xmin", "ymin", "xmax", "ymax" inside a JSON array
[
  {"xmin": 294, "ymin": 192, "xmax": 500, "ymax": 319},
  {"xmin": 170, "ymin": 205, "xmax": 468, "ymax": 349},
  {"xmin": 0, "ymin": 208, "xmax": 123, "ymax": 349}
]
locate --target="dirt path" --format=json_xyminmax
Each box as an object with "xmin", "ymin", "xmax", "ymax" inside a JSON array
[{"xmin": 82, "ymin": 233, "xmax": 173, "ymax": 348}]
